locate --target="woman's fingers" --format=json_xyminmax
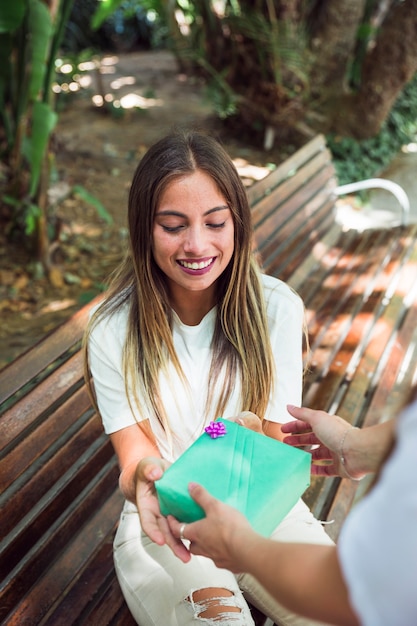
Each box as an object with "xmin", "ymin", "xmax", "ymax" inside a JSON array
[{"xmin": 233, "ymin": 411, "xmax": 263, "ymax": 433}]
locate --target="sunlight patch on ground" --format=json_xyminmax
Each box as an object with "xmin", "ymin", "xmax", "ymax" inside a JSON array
[
  {"xmin": 78, "ymin": 75, "xmax": 92, "ymax": 88},
  {"xmin": 78, "ymin": 61, "xmax": 98, "ymax": 72},
  {"xmin": 38, "ymin": 299, "xmax": 77, "ymax": 315},
  {"xmin": 335, "ymin": 199, "xmax": 403, "ymax": 231},
  {"xmin": 71, "ymin": 222, "xmax": 103, "ymax": 237},
  {"xmin": 100, "ymin": 55, "xmax": 119, "ymax": 68},
  {"xmin": 402, "ymin": 142, "xmax": 417, "ymax": 153},
  {"xmin": 90, "ymin": 94, "xmax": 103, "ymax": 106},
  {"xmin": 53, "ymin": 81, "xmax": 81, "ymax": 94},
  {"xmin": 110, "ymin": 76, "xmax": 136, "ymax": 90},
  {"xmin": 118, "ymin": 93, "xmax": 164, "ymax": 109},
  {"xmin": 91, "ymin": 92, "xmax": 164, "ymax": 109},
  {"xmin": 232, "ymin": 158, "xmax": 271, "ymax": 186}
]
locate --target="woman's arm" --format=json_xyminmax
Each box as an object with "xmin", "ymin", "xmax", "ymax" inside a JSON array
[
  {"xmin": 262, "ymin": 419, "xmax": 285, "ymax": 441},
  {"xmin": 110, "ymin": 422, "xmax": 189, "ymax": 560},
  {"xmin": 110, "ymin": 422, "xmax": 161, "ymax": 503}
]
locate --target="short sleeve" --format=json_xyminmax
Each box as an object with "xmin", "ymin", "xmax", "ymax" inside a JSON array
[
  {"xmin": 262, "ymin": 275, "xmax": 304, "ymax": 423},
  {"xmin": 88, "ymin": 307, "xmax": 149, "ymax": 434}
]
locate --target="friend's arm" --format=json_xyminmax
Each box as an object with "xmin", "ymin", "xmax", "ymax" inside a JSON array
[
  {"xmin": 169, "ymin": 483, "xmax": 359, "ymax": 626},
  {"xmin": 236, "ymin": 530, "xmax": 358, "ymax": 626}
]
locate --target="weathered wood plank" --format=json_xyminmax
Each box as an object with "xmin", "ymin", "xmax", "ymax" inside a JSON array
[{"xmin": 0, "ymin": 295, "xmax": 101, "ymax": 407}]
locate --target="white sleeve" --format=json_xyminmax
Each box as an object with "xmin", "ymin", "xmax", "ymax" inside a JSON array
[
  {"xmin": 263, "ymin": 278, "xmax": 304, "ymax": 424},
  {"xmin": 88, "ymin": 312, "xmax": 148, "ymax": 434},
  {"xmin": 338, "ymin": 404, "xmax": 417, "ymax": 626}
]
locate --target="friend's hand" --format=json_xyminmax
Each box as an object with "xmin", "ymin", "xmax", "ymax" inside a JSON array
[
  {"xmin": 168, "ymin": 483, "xmax": 255, "ymax": 571},
  {"xmin": 282, "ymin": 405, "xmax": 364, "ymax": 479},
  {"xmin": 135, "ymin": 456, "xmax": 191, "ymax": 561}
]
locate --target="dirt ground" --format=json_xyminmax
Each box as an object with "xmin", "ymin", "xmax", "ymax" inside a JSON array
[{"xmin": 0, "ymin": 50, "xmax": 293, "ymax": 370}]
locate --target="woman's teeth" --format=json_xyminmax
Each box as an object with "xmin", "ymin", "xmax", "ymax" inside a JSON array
[{"xmin": 179, "ymin": 259, "xmax": 213, "ymax": 270}]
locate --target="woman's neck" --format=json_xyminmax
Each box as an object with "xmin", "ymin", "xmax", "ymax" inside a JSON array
[{"xmin": 170, "ymin": 288, "xmax": 216, "ymax": 326}]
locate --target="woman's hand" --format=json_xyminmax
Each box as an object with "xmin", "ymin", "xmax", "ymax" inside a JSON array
[
  {"xmin": 230, "ymin": 411, "xmax": 263, "ymax": 433},
  {"xmin": 135, "ymin": 456, "xmax": 191, "ymax": 562}
]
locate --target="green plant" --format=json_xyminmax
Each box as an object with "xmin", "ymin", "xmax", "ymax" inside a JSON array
[
  {"xmin": 327, "ymin": 71, "xmax": 417, "ymax": 184},
  {"xmin": 72, "ymin": 185, "xmax": 113, "ymax": 225},
  {"xmin": 0, "ymin": 0, "xmax": 74, "ymax": 269}
]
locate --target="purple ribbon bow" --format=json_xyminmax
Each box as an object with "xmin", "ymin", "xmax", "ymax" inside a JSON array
[{"xmin": 205, "ymin": 421, "xmax": 227, "ymax": 439}]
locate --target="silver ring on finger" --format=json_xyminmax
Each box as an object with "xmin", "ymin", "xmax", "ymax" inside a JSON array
[{"xmin": 179, "ymin": 523, "xmax": 187, "ymax": 542}]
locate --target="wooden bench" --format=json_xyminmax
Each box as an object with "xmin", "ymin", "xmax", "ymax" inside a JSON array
[
  {"xmin": 249, "ymin": 134, "xmax": 417, "ymax": 538},
  {"xmin": 1, "ymin": 133, "xmax": 416, "ymax": 625}
]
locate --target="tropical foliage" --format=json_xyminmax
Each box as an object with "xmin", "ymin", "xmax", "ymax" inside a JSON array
[
  {"xmin": 0, "ymin": 0, "xmax": 115, "ymax": 274},
  {"xmin": 0, "ymin": 0, "xmax": 75, "ymax": 272}
]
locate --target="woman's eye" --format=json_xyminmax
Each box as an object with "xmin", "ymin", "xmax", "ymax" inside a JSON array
[
  {"xmin": 161, "ymin": 224, "xmax": 184, "ymax": 233},
  {"xmin": 207, "ymin": 221, "xmax": 226, "ymax": 229}
]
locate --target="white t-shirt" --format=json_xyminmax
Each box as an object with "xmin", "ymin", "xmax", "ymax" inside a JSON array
[
  {"xmin": 88, "ymin": 274, "xmax": 303, "ymax": 461},
  {"xmin": 338, "ymin": 401, "xmax": 417, "ymax": 626}
]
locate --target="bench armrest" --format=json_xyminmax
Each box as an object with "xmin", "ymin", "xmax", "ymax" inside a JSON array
[{"xmin": 335, "ymin": 178, "xmax": 410, "ymax": 226}]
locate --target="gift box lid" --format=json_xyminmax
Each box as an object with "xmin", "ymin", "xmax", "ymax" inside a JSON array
[{"xmin": 155, "ymin": 418, "xmax": 311, "ymax": 536}]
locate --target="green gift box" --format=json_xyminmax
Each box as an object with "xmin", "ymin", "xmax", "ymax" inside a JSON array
[{"xmin": 155, "ymin": 418, "xmax": 311, "ymax": 537}]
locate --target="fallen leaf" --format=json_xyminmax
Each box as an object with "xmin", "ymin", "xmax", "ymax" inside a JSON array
[{"xmin": 49, "ymin": 267, "xmax": 65, "ymax": 288}]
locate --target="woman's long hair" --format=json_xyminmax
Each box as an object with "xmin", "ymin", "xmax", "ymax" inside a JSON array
[{"xmin": 84, "ymin": 129, "xmax": 274, "ymax": 436}]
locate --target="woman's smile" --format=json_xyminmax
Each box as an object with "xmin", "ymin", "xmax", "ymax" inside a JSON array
[{"xmin": 177, "ymin": 256, "xmax": 216, "ymax": 273}]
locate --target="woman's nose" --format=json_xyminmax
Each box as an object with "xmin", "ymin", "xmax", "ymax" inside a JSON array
[{"xmin": 183, "ymin": 226, "xmax": 206, "ymax": 253}]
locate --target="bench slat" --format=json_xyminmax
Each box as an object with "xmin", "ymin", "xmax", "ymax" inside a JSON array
[
  {"xmin": 0, "ymin": 414, "xmax": 108, "ymax": 544},
  {"xmin": 43, "ymin": 554, "xmax": 136, "ymax": 626},
  {"xmin": 0, "ymin": 385, "xmax": 91, "ymax": 494},
  {"xmin": 262, "ymin": 197, "xmax": 336, "ymax": 280},
  {"xmin": 303, "ymin": 228, "xmax": 413, "ymax": 409},
  {"xmin": 251, "ymin": 152, "xmax": 335, "ymax": 228},
  {"xmin": 0, "ymin": 351, "xmax": 84, "ymax": 448},
  {"xmin": 247, "ymin": 134, "xmax": 331, "ymax": 205},
  {"xmin": 2, "ymin": 486, "xmax": 123, "ymax": 625},
  {"xmin": 0, "ymin": 296, "xmax": 101, "ymax": 407},
  {"xmin": 324, "ymin": 294, "xmax": 417, "ymax": 540}
]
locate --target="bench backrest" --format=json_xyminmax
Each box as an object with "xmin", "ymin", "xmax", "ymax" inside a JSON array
[{"xmin": 248, "ymin": 134, "xmax": 338, "ymax": 280}]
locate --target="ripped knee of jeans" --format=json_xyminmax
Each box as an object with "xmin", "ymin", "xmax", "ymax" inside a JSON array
[{"xmin": 185, "ymin": 587, "xmax": 248, "ymax": 623}]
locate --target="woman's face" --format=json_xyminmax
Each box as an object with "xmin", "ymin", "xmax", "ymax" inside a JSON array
[{"xmin": 152, "ymin": 169, "xmax": 235, "ymax": 309}]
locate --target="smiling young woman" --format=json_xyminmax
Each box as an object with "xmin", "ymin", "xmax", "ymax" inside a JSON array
[{"xmin": 83, "ymin": 130, "xmax": 334, "ymax": 626}]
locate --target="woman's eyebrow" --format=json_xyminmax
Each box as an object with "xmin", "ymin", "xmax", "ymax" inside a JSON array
[
  {"xmin": 204, "ymin": 205, "xmax": 229, "ymax": 215},
  {"xmin": 156, "ymin": 205, "xmax": 229, "ymax": 217}
]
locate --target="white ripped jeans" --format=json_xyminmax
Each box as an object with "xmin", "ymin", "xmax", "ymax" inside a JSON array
[{"xmin": 113, "ymin": 498, "xmax": 333, "ymax": 626}]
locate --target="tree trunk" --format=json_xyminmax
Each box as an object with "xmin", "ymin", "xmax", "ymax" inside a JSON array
[
  {"xmin": 172, "ymin": 0, "xmax": 417, "ymax": 142},
  {"xmin": 309, "ymin": 0, "xmax": 367, "ymax": 92},
  {"xmin": 330, "ymin": 0, "xmax": 417, "ymax": 138}
]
